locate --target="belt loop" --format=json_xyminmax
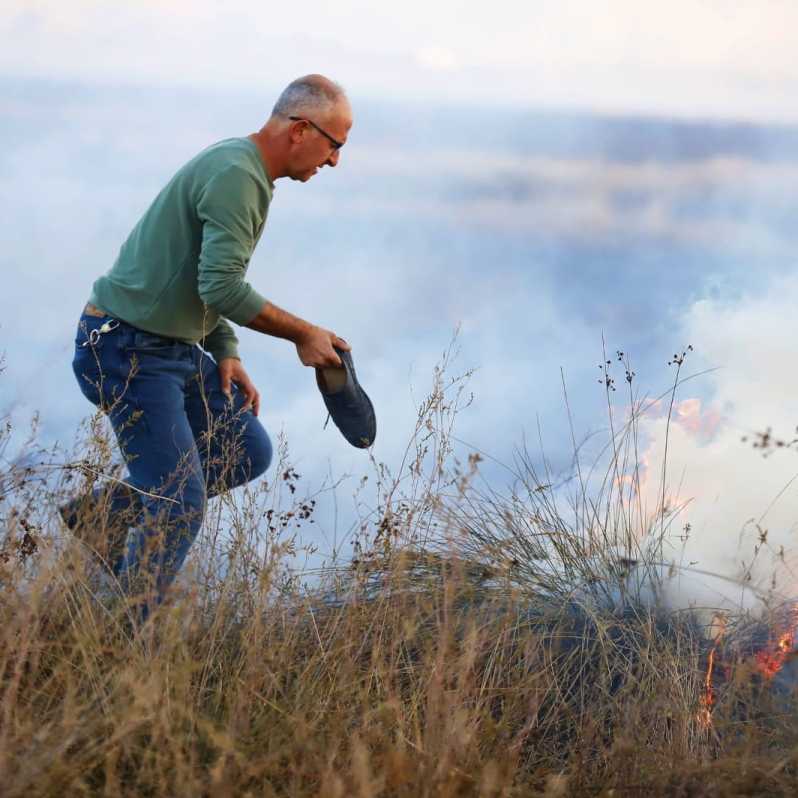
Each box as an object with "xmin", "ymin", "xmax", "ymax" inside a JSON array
[{"xmin": 83, "ymin": 302, "xmax": 109, "ymax": 319}]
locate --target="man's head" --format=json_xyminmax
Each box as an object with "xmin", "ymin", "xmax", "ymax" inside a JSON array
[{"xmin": 260, "ymin": 75, "xmax": 352, "ymax": 182}]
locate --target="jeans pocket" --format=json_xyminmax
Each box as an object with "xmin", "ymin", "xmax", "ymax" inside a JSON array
[
  {"xmin": 72, "ymin": 346, "xmax": 101, "ymax": 405},
  {"xmin": 73, "ymin": 315, "xmax": 121, "ymax": 405},
  {"xmin": 72, "ymin": 339, "xmax": 132, "ymax": 414}
]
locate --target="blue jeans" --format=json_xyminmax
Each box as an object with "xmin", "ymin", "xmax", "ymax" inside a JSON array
[{"xmin": 71, "ymin": 311, "xmax": 272, "ymax": 616}]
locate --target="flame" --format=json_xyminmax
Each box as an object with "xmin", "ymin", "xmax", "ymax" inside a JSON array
[
  {"xmin": 698, "ymin": 644, "xmax": 717, "ymax": 729},
  {"xmin": 754, "ymin": 604, "xmax": 798, "ymax": 680},
  {"xmin": 698, "ymin": 613, "xmax": 726, "ymax": 730},
  {"xmin": 698, "ymin": 608, "xmax": 798, "ymax": 730},
  {"xmin": 755, "ymin": 626, "xmax": 796, "ymax": 680}
]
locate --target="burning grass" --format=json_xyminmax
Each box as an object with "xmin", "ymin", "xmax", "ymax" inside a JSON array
[{"xmin": 2, "ymin": 340, "xmax": 798, "ymax": 796}]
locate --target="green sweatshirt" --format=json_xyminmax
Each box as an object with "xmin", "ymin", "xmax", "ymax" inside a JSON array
[{"xmin": 89, "ymin": 137, "xmax": 273, "ymax": 363}]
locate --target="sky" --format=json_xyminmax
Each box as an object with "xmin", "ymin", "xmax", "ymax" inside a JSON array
[
  {"xmin": 3, "ymin": 0, "xmax": 798, "ymax": 122},
  {"xmin": 1, "ymin": 1, "xmax": 797, "ymax": 608}
]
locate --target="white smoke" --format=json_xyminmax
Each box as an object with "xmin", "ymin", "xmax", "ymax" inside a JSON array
[{"xmin": 634, "ymin": 271, "xmax": 798, "ymax": 613}]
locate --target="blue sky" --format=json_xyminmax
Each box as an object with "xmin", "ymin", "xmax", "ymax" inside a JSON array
[{"xmin": 2, "ymin": 3, "xmax": 798, "ymax": 592}]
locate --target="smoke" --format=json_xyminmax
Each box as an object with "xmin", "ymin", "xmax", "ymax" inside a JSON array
[{"xmin": 634, "ymin": 271, "xmax": 798, "ymax": 611}]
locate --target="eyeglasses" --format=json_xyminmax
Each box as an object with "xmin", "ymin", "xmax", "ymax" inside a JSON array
[{"xmin": 288, "ymin": 115, "xmax": 344, "ymax": 150}]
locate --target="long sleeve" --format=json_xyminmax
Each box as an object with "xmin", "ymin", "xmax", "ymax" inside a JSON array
[
  {"xmin": 89, "ymin": 137, "xmax": 273, "ymax": 349},
  {"xmin": 201, "ymin": 317, "xmax": 241, "ymax": 363},
  {"xmin": 196, "ymin": 164, "xmax": 269, "ymax": 325}
]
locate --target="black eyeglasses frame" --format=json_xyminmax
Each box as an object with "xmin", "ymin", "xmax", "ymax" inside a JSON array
[{"xmin": 288, "ymin": 115, "xmax": 344, "ymax": 150}]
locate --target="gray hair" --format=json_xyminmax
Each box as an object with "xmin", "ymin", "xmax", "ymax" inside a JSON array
[{"xmin": 271, "ymin": 75, "xmax": 346, "ymax": 119}]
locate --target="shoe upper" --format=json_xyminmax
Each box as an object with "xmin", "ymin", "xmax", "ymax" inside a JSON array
[{"xmin": 315, "ymin": 348, "xmax": 376, "ymax": 449}]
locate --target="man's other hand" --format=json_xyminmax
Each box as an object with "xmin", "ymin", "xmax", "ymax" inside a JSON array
[
  {"xmin": 218, "ymin": 358, "xmax": 260, "ymax": 416},
  {"xmin": 295, "ymin": 326, "xmax": 351, "ymax": 368}
]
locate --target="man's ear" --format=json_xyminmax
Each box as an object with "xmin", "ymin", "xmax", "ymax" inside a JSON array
[{"xmin": 288, "ymin": 119, "xmax": 306, "ymax": 144}]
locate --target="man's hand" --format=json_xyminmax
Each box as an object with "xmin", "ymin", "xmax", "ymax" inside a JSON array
[
  {"xmin": 295, "ymin": 325, "xmax": 351, "ymax": 368},
  {"xmin": 217, "ymin": 358, "xmax": 260, "ymax": 416},
  {"xmin": 245, "ymin": 301, "xmax": 351, "ymax": 369}
]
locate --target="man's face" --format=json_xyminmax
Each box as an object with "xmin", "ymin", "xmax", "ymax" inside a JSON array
[{"xmin": 288, "ymin": 100, "xmax": 353, "ymax": 182}]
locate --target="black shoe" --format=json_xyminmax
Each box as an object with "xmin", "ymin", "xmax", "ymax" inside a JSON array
[{"xmin": 315, "ymin": 347, "xmax": 376, "ymax": 449}]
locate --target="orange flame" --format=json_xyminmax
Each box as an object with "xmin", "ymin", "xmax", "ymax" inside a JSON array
[
  {"xmin": 698, "ymin": 614, "xmax": 727, "ymax": 730},
  {"xmin": 698, "ymin": 608, "xmax": 798, "ymax": 729},
  {"xmin": 755, "ymin": 627, "xmax": 796, "ymax": 680},
  {"xmin": 698, "ymin": 644, "xmax": 717, "ymax": 729}
]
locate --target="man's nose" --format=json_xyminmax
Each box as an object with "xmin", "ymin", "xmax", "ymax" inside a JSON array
[{"xmin": 326, "ymin": 149, "xmax": 340, "ymax": 167}]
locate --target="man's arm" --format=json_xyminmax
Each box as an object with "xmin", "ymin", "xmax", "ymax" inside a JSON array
[
  {"xmin": 196, "ymin": 166, "xmax": 348, "ymax": 369},
  {"xmin": 197, "ymin": 165, "xmax": 269, "ymax": 326},
  {"xmin": 245, "ymin": 300, "xmax": 350, "ymax": 368}
]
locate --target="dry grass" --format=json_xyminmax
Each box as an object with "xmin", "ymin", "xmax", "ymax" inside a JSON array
[{"xmin": 2, "ymin": 340, "xmax": 798, "ymax": 797}]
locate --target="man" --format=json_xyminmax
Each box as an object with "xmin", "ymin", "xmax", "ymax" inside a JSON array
[{"xmin": 65, "ymin": 74, "xmax": 352, "ymax": 617}]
